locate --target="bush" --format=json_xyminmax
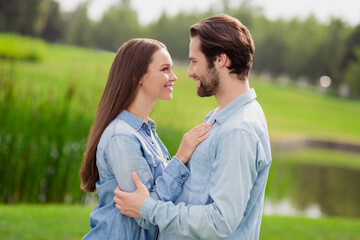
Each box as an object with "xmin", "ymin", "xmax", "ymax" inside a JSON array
[{"xmin": 0, "ymin": 33, "xmax": 46, "ymax": 61}]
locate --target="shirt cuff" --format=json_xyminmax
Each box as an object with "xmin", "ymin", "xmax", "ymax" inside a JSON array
[
  {"xmin": 140, "ymin": 197, "xmax": 157, "ymax": 220},
  {"xmin": 164, "ymin": 156, "xmax": 190, "ymax": 185}
]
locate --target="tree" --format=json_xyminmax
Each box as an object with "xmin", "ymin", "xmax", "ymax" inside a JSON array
[
  {"xmin": 93, "ymin": 5, "xmax": 142, "ymax": 51},
  {"xmin": 0, "ymin": 0, "xmax": 42, "ymax": 36},
  {"xmin": 39, "ymin": 0, "xmax": 65, "ymax": 42},
  {"xmin": 65, "ymin": 2, "xmax": 93, "ymax": 46},
  {"xmin": 342, "ymin": 24, "xmax": 360, "ymax": 70},
  {"xmin": 344, "ymin": 48, "xmax": 360, "ymax": 96}
]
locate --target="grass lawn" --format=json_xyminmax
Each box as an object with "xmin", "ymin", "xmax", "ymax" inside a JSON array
[{"xmin": 0, "ymin": 204, "xmax": 359, "ymax": 240}]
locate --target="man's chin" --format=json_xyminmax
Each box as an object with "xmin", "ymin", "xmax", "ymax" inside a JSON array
[{"xmin": 197, "ymin": 89, "xmax": 214, "ymax": 97}]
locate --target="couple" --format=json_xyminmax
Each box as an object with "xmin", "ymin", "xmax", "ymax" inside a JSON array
[{"xmin": 80, "ymin": 14, "xmax": 271, "ymax": 240}]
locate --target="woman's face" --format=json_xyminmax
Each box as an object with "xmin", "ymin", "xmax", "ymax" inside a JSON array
[{"xmin": 138, "ymin": 48, "xmax": 177, "ymax": 102}]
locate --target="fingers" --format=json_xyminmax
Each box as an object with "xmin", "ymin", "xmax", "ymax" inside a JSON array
[
  {"xmin": 188, "ymin": 123, "xmax": 211, "ymax": 136},
  {"xmin": 131, "ymin": 172, "xmax": 144, "ymax": 189},
  {"xmin": 196, "ymin": 133, "xmax": 209, "ymax": 143},
  {"xmin": 113, "ymin": 187, "xmax": 124, "ymax": 203},
  {"xmin": 187, "ymin": 123, "xmax": 212, "ymax": 141},
  {"xmin": 195, "ymin": 123, "xmax": 212, "ymax": 131}
]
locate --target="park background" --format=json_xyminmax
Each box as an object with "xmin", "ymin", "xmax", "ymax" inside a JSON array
[{"xmin": 1, "ymin": 0, "xmax": 360, "ymax": 239}]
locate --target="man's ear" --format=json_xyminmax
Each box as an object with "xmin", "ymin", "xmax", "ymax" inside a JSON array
[{"xmin": 215, "ymin": 53, "xmax": 228, "ymax": 68}]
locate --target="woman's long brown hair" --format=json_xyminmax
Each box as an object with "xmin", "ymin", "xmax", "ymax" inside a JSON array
[{"xmin": 80, "ymin": 39, "xmax": 166, "ymax": 192}]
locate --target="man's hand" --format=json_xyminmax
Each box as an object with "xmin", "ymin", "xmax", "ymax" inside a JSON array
[{"xmin": 113, "ymin": 172, "xmax": 150, "ymax": 218}]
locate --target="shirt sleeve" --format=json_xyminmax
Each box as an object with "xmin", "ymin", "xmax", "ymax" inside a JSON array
[
  {"xmin": 139, "ymin": 129, "xmax": 259, "ymax": 239},
  {"xmin": 107, "ymin": 134, "xmax": 190, "ymax": 229}
]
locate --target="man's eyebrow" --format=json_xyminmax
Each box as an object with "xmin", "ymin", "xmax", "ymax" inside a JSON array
[{"xmin": 189, "ymin": 57, "xmax": 196, "ymax": 61}]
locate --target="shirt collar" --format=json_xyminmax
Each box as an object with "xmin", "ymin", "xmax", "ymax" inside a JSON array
[
  {"xmin": 117, "ymin": 110, "xmax": 157, "ymax": 132},
  {"xmin": 148, "ymin": 117, "xmax": 157, "ymax": 130},
  {"xmin": 214, "ymin": 89, "xmax": 257, "ymax": 125}
]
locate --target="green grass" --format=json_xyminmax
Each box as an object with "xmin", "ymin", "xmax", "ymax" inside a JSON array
[
  {"xmin": 0, "ymin": 204, "xmax": 359, "ymax": 240},
  {"xmin": 0, "ymin": 205, "xmax": 91, "ymax": 240},
  {"xmin": 261, "ymin": 215, "xmax": 360, "ymax": 240}
]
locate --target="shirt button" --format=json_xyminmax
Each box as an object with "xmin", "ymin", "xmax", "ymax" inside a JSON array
[{"xmin": 181, "ymin": 174, "xmax": 186, "ymax": 178}]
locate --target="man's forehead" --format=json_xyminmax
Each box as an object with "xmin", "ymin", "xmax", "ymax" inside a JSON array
[{"xmin": 189, "ymin": 37, "xmax": 201, "ymax": 56}]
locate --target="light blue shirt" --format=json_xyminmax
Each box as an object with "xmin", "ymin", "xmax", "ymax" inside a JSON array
[
  {"xmin": 140, "ymin": 89, "xmax": 272, "ymax": 240},
  {"xmin": 83, "ymin": 110, "xmax": 190, "ymax": 240}
]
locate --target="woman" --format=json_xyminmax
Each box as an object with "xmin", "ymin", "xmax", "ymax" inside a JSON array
[{"xmin": 80, "ymin": 38, "xmax": 211, "ymax": 239}]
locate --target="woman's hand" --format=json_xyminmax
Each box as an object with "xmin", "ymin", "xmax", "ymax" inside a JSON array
[{"xmin": 174, "ymin": 123, "xmax": 212, "ymax": 164}]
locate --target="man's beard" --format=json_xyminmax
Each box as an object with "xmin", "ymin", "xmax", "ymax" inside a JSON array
[{"xmin": 197, "ymin": 67, "xmax": 220, "ymax": 97}]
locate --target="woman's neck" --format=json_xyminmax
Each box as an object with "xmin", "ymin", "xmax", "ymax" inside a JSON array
[{"xmin": 126, "ymin": 95, "xmax": 155, "ymax": 123}]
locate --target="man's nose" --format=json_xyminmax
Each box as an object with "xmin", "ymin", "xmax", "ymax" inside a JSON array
[{"xmin": 187, "ymin": 67, "xmax": 193, "ymax": 78}]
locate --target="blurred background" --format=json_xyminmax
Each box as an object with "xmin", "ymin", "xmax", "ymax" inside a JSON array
[{"xmin": 0, "ymin": 0, "xmax": 360, "ymax": 239}]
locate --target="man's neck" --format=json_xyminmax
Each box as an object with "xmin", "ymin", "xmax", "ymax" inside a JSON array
[{"xmin": 215, "ymin": 77, "xmax": 250, "ymax": 110}]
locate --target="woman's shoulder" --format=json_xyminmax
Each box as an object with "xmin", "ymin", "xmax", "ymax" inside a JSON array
[{"xmin": 99, "ymin": 118, "xmax": 140, "ymax": 149}]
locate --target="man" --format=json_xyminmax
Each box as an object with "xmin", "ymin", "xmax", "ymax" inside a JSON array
[{"xmin": 114, "ymin": 14, "xmax": 272, "ymax": 240}]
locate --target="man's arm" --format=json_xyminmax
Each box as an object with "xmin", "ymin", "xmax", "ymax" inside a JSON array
[
  {"xmin": 108, "ymin": 134, "xmax": 190, "ymax": 229},
  {"xmin": 115, "ymin": 129, "xmax": 261, "ymax": 239}
]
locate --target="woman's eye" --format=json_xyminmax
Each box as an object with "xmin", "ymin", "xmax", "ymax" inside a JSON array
[{"xmin": 162, "ymin": 67, "xmax": 169, "ymax": 71}]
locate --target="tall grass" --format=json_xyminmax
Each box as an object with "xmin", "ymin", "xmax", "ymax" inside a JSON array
[
  {"xmin": 0, "ymin": 35, "xmax": 113, "ymax": 203},
  {"xmin": 0, "ymin": 34, "xmax": 359, "ymax": 203},
  {"xmin": 0, "ymin": 60, "xmax": 89, "ymax": 203}
]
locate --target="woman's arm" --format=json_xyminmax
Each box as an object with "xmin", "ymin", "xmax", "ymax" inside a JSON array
[
  {"xmin": 107, "ymin": 134, "xmax": 188, "ymax": 229},
  {"xmin": 109, "ymin": 123, "xmax": 211, "ymax": 229}
]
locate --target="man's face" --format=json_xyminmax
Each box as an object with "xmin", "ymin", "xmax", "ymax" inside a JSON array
[{"xmin": 187, "ymin": 36, "xmax": 220, "ymax": 97}]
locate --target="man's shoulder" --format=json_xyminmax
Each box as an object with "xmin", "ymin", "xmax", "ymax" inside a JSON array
[{"xmin": 220, "ymin": 103, "xmax": 267, "ymax": 139}]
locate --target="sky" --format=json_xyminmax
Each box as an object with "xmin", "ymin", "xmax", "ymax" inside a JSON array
[{"xmin": 55, "ymin": 0, "xmax": 360, "ymax": 26}]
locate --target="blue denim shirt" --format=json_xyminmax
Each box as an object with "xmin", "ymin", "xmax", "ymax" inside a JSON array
[
  {"xmin": 82, "ymin": 110, "xmax": 190, "ymax": 240},
  {"xmin": 140, "ymin": 89, "xmax": 272, "ymax": 240}
]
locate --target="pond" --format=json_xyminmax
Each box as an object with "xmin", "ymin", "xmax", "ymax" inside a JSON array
[{"xmin": 265, "ymin": 161, "xmax": 360, "ymax": 218}]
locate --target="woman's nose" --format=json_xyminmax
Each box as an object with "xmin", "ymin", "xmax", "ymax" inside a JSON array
[{"xmin": 171, "ymin": 71, "xmax": 177, "ymax": 82}]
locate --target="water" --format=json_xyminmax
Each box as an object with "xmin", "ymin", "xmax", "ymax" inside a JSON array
[{"xmin": 265, "ymin": 162, "xmax": 360, "ymax": 218}]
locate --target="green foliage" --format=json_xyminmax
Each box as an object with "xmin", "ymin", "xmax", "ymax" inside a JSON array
[
  {"xmin": 0, "ymin": 33, "xmax": 46, "ymax": 61},
  {"xmin": 344, "ymin": 48, "xmax": 360, "ymax": 96},
  {"xmin": 0, "ymin": 0, "xmax": 63, "ymax": 40},
  {"xmin": 65, "ymin": 3, "xmax": 93, "ymax": 47},
  {"xmin": 0, "ymin": 0, "xmax": 41, "ymax": 35},
  {"xmin": 92, "ymin": 6, "xmax": 142, "ymax": 51},
  {"xmin": 148, "ymin": 12, "xmax": 205, "ymax": 60},
  {"xmin": 39, "ymin": 0, "xmax": 64, "ymax": 42}
]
